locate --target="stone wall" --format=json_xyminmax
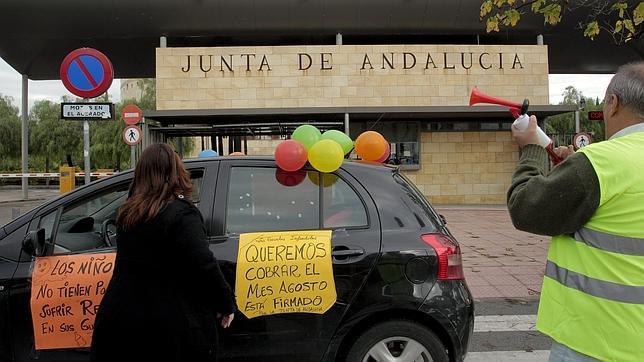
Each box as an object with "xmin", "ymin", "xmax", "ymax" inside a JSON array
[
  {"xmin": 403, "ymin": 131, "xmax": 518, "ymax": 204},
  {"xmin": 156, "ymin": 44, "xmax": 549, "ymax": 110}
]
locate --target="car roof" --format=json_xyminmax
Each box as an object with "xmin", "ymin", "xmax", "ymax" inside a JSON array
[{"xmin": 183, "ymin": 156, "xmax": 399, "ymax": 174}]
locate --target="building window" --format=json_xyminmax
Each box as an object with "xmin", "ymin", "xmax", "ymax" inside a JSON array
[{"xmin": 350, "ymin": 121, "xmax": 420, "ymax": 169}]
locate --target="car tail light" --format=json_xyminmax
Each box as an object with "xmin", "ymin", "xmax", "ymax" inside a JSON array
[{"xmin": 421, "ymin": 233, "xmax": 464, "ymax": 280}]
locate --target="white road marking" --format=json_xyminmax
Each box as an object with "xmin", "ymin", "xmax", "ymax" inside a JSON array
[
  {"xmin": 466, "ymin": 350, "xmax": 549, "ymax": 361},
  {"xmin": 474, "ymin": 314, "xmax": 537, "ymax": 332}
]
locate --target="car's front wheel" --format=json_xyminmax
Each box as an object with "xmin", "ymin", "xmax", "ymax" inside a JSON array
[{"xmin": 346, "ymin": 320, "xmax": 448, "ymax": 362}]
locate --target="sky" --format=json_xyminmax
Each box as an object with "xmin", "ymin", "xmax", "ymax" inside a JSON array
[{"xmin": 0, "ymin": 56, "xmax": 612, "ymax": 113}]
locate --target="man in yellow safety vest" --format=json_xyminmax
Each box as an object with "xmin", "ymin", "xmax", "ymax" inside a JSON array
[{"xmin": 507, "ymin": 62, "xmax": 644, "ymax": 361}]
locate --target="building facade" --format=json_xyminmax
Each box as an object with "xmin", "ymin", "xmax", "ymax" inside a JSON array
[{"xmin": 152, "ymin": 44, "xmax": 559, "ymax": 204}]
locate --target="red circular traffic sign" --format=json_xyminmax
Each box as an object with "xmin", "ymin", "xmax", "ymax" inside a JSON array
[
  {"xmin": 123, "ymin": 125, "xmax": 142, "ymax": 146},
  {"xmin": 60, "ymin": 48, "xmax": 114, "ymax": 99},
  {"xmin": 121, "ymin": 104, "xmax": 143, "ymax": 125},
  {"xmin": 573, "ymin": 132, "xmax": 592, "ymax": 150}
]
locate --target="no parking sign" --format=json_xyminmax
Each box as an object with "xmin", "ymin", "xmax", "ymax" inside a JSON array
[{"xmin": 60, "ymin": 48, "xmax": 114, "ymax": 99}]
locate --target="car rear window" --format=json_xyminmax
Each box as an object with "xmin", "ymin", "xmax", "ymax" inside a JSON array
[{"xmin": 393, "ymin": 172, "xmax": 441, "ymax": 230}]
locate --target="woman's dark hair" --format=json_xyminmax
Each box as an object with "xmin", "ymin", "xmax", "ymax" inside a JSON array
[{"xmin": 117, "ymin": 143, "xmax": 192, "ymax": 231}]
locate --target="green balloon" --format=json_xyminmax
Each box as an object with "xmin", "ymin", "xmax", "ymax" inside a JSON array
[
  {"xmin": 321, "ymin": 130, "xmax": 354, "ymax": 155},
  {"xmin": 291, "ymin": 125, "xmax": 321, "ymax": 150}
]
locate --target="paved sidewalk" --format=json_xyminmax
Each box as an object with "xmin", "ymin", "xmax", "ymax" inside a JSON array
[
  {"xmin": 436, "ymin": 206, "xmax": 549, "ymax": 300},
  {"xmin": 0, "ymin": 188, "xmax": 548, "ymax": 300}
]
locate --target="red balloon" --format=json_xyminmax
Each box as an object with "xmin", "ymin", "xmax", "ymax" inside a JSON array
[
  {"xmin": 275, "ymin": 140, "xmax": 308, "ymax": 172},
  {"xmin": 376, "ymin": 143, "xmax": 391, "ymax": 163},
  {"xmin": 275, "ymin": 169, "xmax": 307, "ymax": 187}
]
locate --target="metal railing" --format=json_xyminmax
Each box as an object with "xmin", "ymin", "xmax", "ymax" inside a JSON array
[{"xmin": 547, "ymin": 133, "xmax": 576, "ymax": 147}]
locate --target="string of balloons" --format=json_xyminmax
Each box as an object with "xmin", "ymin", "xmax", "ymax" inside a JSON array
[{"xmin": 275, "ymin": 125, "xmax": 389, "ymax": 173}]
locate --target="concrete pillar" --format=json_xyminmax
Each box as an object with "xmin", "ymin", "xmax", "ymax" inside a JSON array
[
  {"xmin": 344, "ymin": 113, "xmax": 350, "ymax": 134},
  {"xmin": 21, "ymin": 75, "xmax": 28, "ymax": 200}
]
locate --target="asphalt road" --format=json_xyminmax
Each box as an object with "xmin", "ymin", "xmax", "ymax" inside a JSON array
[
  {"xmin": 466, "ymin": 298, "xmax": 551, "ymax": 361},
  {"xmin": 0, "ymin": 197, "xmax": 52, "ymax": 226}
]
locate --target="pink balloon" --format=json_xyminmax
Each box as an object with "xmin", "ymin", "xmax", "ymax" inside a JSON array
[
  {"xmin": 376, "ymin": 143, "xmax": 391, "ymax": 163},
  {"xmin": 275, "ymin": 140, "xmax": 308, "ymax": 172}
]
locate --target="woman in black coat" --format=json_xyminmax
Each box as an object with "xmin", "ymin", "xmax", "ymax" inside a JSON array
[{"xmin": 90, "ymin": 143, "xmax": 235, "ymax": 362}]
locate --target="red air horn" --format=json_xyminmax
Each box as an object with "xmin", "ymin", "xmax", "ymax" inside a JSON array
[{"xmin": 469, "ymin": 88, "xmax": 562, "ymax": 165}]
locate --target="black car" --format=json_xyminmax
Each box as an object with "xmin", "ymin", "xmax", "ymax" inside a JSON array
[{"xmin": 0, "ymin": 157, "xmax": 473, "ymax": 362}]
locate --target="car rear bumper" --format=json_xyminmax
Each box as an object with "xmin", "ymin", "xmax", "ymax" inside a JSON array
[{"xmin": 419, "ymin": 280, "xmax": 474, "ymax": 362}]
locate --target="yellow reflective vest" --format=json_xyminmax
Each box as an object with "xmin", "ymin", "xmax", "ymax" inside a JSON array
[{"xmin": 537, "ymin": 131, "xmax": 644, "ymax": 361}]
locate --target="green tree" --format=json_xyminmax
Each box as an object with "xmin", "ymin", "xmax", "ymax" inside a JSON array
[
  {"xmin": 29, "ymin": 100, "xmax": 83, "ymax": 172},
  {"xmin": 0, "ymin": 94, "xmax": 21, "ymax": 171},
  {"xmin": 125, "ymin": 78, "xmax": 195, "ymax": 157},
  {"xmin": 545, "ymin": 86, "xmax": 605, "ymax": 144},
  {"xmin": 90, "ymin": 103, "xmax": 131, "ymax": 170},
  {"xmin": 480, "ymin": 0, "xmax": 644, "ymax": 45},
  {"xmin": 136, "ymin": 78, "xmax": 156, "ymax": 110}
]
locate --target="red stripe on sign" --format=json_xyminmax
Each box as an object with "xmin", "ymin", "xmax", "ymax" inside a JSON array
[{"xmin": 74, "ymin": 58, "xmax": 99, "ymax": 88}]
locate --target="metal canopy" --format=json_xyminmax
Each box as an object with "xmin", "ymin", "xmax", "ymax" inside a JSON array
[
  {"xmin": 144, "ymin": 104, "xmax": 577, "ymax": 138},
  {"xmin": 1, "ymin": 0, "xmax": 641, "ymax": 79}
]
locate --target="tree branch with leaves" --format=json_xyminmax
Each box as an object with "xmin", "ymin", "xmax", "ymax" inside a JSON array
[{"xmin": 480, "ymin": 0, "xmax": 644, "ymax": 45}]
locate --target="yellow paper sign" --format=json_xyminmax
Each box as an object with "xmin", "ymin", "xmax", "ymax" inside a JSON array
[
  {"xmin": 235, "ymin": 230, "xmax": 336, "ymax": 319},
  {"xmin": 30, "ymin": 253, "xmax": 115, "ymax": 350}
]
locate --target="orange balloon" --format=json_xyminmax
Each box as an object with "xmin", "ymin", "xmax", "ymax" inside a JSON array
[{"xmin": 355, "ymin": 131, "xmax": 387, "ymax": 161}]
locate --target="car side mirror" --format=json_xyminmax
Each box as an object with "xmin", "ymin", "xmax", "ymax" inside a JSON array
[
  {"xmin": 22, "ymin": 228, "xmax": 46, "ymax": 257},
  {"xmin": 439, "ymin": 214, "xmax": 447, "ymax": 225}
]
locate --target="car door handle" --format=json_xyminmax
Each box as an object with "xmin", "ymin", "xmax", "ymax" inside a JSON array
[{"xmin": 331, "ymin": 248, "xmax": 364, "ymax": 257}]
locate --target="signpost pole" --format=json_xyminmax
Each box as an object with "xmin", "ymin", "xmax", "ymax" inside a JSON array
[
  {"xmin": 21, "ymin": 74, "xmax": 28, "ymax": 200},
  {"xmin": 131, "ymin": 146, "xmax": 136, "ymax": 168},
  {"xmin": 60, "ymin": 48, "xmax": 114, "ymax": 186},
  {"xmin": 83, "ymin": 119, "xmax": 91, "ymax": 185}
]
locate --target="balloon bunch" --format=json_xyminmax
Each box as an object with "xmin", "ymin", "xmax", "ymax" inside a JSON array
[
  {"xmin": 275, "ymin": 125, "xmax": 389, "ymax": 173},
  {"xmin": 275, "ymin": 125, "xmax": 352, "ymax": 173}
]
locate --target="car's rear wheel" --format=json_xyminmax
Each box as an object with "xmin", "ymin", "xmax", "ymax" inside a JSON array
[{"xmin": 346, "ymin": 320, "xmax": 448, "ymax": 362}]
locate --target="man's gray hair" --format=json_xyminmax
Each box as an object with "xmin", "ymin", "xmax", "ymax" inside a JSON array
[{"xmin": 607, "ymin": 62, "xmax": 644, "ymax": 118}]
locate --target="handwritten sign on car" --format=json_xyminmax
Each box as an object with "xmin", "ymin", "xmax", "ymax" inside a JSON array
[
  {"xmin": 235, "ymin": 230, "xmax": 336, "ymax": 319},
  {"xmin": 30, "ymin": 253, "xmax": 115, "ymax": 350}
]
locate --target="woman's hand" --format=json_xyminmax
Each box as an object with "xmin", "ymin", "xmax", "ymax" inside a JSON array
[{"xmin": 217, "ymin": 313, "xmax": 234, "ymax": 328}]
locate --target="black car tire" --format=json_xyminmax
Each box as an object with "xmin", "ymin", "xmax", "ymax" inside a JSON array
[{"xmin": 346, "ymin": 320, "xmax": 448, "ymax": 362}]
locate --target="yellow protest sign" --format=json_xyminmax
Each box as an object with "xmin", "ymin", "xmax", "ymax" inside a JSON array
[
  {"xmin": 235, "ymin": 230, "xmax": 336, "ymax": 319},
  {"xmin": 30, "ymin": 253, "xmax": 115, "ymax": 350}
]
